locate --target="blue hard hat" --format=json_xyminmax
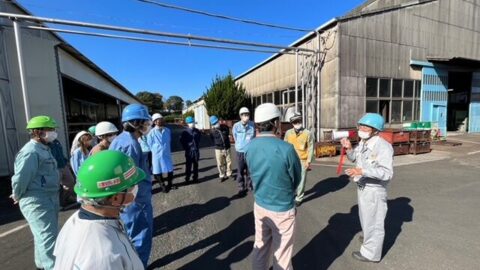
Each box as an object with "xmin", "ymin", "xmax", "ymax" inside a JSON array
[
  {"xmin": 122, "ymin": 104, "xmax": 151, "ymax": 122},
  {"xmin": 210, "ymin": 115, "xmax": 219, "ymax": 125},
  {"xmin": 185, "ymin": 116, "xmax": 194, "ymax": 124},
  {"xmin": 358, "ymin": 113, "xmax": 385, "ymax": 131}
]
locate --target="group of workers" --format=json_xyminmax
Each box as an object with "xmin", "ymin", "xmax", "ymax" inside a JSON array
[{"xmin": 10, "ymin": 99, "xmax": 393, "ymax": 269}]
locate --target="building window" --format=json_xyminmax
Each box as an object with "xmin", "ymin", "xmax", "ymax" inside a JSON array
[
  {"xmin": 366, "ymin": 78, "xmax": 421, "ymax": 124},
  {"xmin": 274, "ymin": 91, "xmax": 281, "ymax": 105},
  {"xmin": 379, "ymin": 79, "xmax": 391, "ymax": 97},
  {"xmin": 266, "ymin": 93, "xmax": 273, "ymax": 103},
  {"xmin": 256, "ymin": 96, "xmax": 261, "ymax": 106},
  {"xmin": 289, "ymin": 90, "xmax": 295, "ymax": 104},
  {"xmin": 366, "ymin": 78, "xmax": 378, "ymax": 97}
]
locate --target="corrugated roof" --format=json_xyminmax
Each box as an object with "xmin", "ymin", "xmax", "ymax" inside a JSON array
[{"xmin": 5, "ymin": 0, "xmax": 141, "ymax": 104}]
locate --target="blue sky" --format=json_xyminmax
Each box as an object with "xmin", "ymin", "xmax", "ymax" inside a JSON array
[{"xmin": 20, "ymin": 0, "xmax": 365, "ymax": 102}]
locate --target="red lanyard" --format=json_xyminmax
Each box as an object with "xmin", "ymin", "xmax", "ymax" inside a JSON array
[{"xmin": 336, "ymin": 147, "xmax": 346, "ymax": 175}]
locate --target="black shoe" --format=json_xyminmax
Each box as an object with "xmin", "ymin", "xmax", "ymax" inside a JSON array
[
  {"xmin": 295, "ymin": 201, "xmax": 302, "ymax": 207},
  {"xmin": 220, "ymin": 176, "xmax": 226, "ymax": 182},
  {"xmin": 351, "ymin": 252, "xmax": 379, "ymax": 263},
  {"xmin": 237, "ymin": 189, "xmax": 247, "ymax": 197}
]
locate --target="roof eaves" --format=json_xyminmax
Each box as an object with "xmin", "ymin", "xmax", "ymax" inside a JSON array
[
  {"xmin": 338, "ymin": 0, "xmax": 438, "ymax": 22},
  {"xmin": 7, "ymin": 0, "xmax": 142, "ymax": 104}
]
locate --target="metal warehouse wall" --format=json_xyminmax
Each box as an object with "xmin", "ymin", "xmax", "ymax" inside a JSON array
[
  {"xmin": 236, "ymin": 32, "xmax": 322, "ymax": 96},
  {"xmin": 338, "ymin": 0, "xmax": 480, "ymax": 127},
  {"xmin": 0, "ymin": 2, "xmax": 67, "ymax": 176}
]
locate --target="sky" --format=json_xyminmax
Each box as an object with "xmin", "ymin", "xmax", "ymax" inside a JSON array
[{"xmin": 19, "ymin": 0, "xmax": 365, "ymax": 102}]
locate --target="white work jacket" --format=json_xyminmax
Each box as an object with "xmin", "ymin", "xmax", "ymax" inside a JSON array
[{"xmin": 54, "ymin": 211, "xmax": 144, "ymax": 270}]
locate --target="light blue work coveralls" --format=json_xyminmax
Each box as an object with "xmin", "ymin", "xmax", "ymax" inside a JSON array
[
  {"xmin": 147, "ymin": 127, "xmax": 174, "ymax": 174},
  {"xmin": 347, "ymin": 135, "xmax": 394, "ymax": 261},
  {"xmin": 70, "ymin": 147, "xmax": 88, "ymax": 176},
  {"xmin": 11, "ymin": 140, "xmax": 60, "ymax": 270},
  {"xmin": 109, "ymin": 131, "xmax": 153, "ymax": 267}
]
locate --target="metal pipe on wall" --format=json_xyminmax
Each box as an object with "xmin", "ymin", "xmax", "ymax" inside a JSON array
[
  {"xmin": 316, "ymin": 32, "xmax": 321, "ymax": 141},
  {"xmin": 295, "ymin": 50, "xmax": 299, "ymax": 113},
  {"xmin": 13, "ymin": 20, "xmax": 30, "ymax": 123}
]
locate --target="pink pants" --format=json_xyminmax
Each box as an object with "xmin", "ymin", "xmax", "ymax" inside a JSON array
[{"xmin": 252, "ymin": 203, "xmax": 296, "ymax": 270}]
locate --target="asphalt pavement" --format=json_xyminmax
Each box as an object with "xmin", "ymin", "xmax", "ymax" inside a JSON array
[{"xmin": 1, "ymin": 133, "xmax": 480, "ymax": 270}]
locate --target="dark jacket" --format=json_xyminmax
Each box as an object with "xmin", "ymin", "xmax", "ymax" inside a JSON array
[
  {"xmin": 48, "ymin": 139, "xmax": 68, "ymax": 169},
  {"xmin": 180, "ymin": 127, "xmax": 201, "ymax": 159},
  {"xmin": 210, "ymin": 124, "xmax": 231, "ymax": 150}
]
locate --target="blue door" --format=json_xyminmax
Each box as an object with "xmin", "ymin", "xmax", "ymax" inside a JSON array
[
  {"xmin": 469, "ymin": 72, "xmax": 480, "ymax": 133},
  {"xmin": 421, "ymin": 67, "xmax": 448, "ymax": 138},
  {"xmin": 433, "ymin": 105, "xmax": 447, "ymax": 136}
]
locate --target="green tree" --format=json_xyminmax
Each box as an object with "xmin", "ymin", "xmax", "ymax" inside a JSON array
[
  {"xmin": 185, "ymin": 100, "xmax": 193, "ymax": 108},
  {"xmin": 204, "ymin": 73, "xmax": 251, "ymax": 120},
  {"xmin": 165, "ymin": 96, "xmax": 184, "ymax": 112},
  {"xmin": 135, "ymin": 91, "xmax": 164, "ymax": 114}
]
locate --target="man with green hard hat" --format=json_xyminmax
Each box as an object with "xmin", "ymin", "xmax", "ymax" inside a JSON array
[
  {"xmin": 54, "ymin": 150, "xmax": 144, "ymax": 269},
  {"xmin": 10, "ymin": 115, "xmax": 60, "ymax": 270}
]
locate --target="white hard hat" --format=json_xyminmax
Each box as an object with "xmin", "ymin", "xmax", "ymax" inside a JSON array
[
  {"xmin": 289, "ymin": 112, "xmax": 302, "ymax": 123},
  {"xmin": 239, "ymin": 107, "xmax": 250, "ymax": 116},
  {"xmin": 95, "ymin": 121, "xmax": 118, "ymax": 136},
  {"xmin": 152, "ymin": 113, "xmax": 163, "ymax": 122},
  {"xmin": 254, "ymin": 103, "xmax": 281, "ymax": 123}
]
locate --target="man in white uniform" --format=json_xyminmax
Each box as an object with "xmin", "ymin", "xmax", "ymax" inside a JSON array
[
  {"xmin": 341, "ymin": 113, "xmax": 393, "ymax": 263},
  {"xmin": 54, "ymin": 150, "xmax": 145, "ymax": 270}
]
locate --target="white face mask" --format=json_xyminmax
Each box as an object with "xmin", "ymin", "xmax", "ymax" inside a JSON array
[
  {"xmin": 43, "ymin": 131, "xmax": 58, "ymax": 143},
  {"xmin": 213, "ymin": 123, "xmax": 220, "ymax": 129},
  {"xmin": 293, "ymin": 123, "xmax": 303, "ymax": 130},
  {"xmin": 119, "ymin": 185, "xmax": 138, "ymax": 211},
  {"xmin": 107, "ymin": 135, "xmax": 117, "ymax": 143},
  {"xmin": 188, "ymin": 123, "xmax": 195, "ymax": 129},
  {"xmin": 358, "ymin": 130, "xmax": 371, "ymax": 140}
]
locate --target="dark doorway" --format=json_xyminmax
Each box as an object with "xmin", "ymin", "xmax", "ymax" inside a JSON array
[{"xmin": 447, "ymin": 72, "xmax": 472, "ymax": 131}]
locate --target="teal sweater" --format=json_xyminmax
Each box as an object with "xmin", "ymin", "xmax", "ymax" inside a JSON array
[{"xmin": 245, "ymin": 134, "xmax": 302, "ymax": 212}]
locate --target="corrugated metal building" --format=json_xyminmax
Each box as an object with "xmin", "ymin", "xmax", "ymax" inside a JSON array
[
  {"xmin": 0, "ymin": 1, "xmax": 140, "ymax": 176},
  {"xmin": 236, "ymin": 0, "xmax": 480, "ymax": 140}
]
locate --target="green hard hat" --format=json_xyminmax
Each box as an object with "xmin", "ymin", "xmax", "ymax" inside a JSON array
[
  {"xmin": 74, "ymin": 150, "xmax": 146, "ymax": 199},
  {"xmin": 26, "ymin": 115, "xmax": 57, "ymax": 130},
  {"xmin": 88, "ymin": 125, "xmax": 96, "ymax": 134}
]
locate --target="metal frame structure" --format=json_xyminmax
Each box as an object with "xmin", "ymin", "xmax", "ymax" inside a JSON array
[{"xmin": 0, "ymin": 11, "xmax": 326, "ymax": 139}]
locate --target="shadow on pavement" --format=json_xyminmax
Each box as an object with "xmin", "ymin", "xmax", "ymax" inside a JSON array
[
  {"xmin": 149, "ymin": 211, "xmax": 254, "ymax": 269},
  {"xmin": 293, "ymin": 197, "xmax": 413, "ymax": 269},
  {"xmin": 383, "ymin": 197, "xmax": 414, "ymax": 257},
  {"xmin": 152, "ymin": 195, "xmax": 241, "ymax": 237},
  {"xmin": 302, "ymin": 175, "xmax": 350, "ymax": 204}
]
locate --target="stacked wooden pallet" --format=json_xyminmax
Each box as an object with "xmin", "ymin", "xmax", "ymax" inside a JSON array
[
  {"xmin": 409, "ymin": 130, "xmax": 432, "ymax": 155},
  {"xmin": 379, "ymin": 129, "xmax": 411, "ymax": 156}
]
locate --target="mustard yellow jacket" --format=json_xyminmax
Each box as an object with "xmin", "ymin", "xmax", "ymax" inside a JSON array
[{"xmin": 284, "ymin": 128, "xmax": 315, "ymax": 162}]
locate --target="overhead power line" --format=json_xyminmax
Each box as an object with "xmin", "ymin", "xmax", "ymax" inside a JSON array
[
  {"xmin": 137, "ymin": 0, "xmax": 313, "ymax": 33},
  {"xmin": 26, "ymin": 25, "xmax": 305, "ymax": 55},
  {"xmin": 0, "ymin": 12, "xmax": 316, "ymax": 53}
]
